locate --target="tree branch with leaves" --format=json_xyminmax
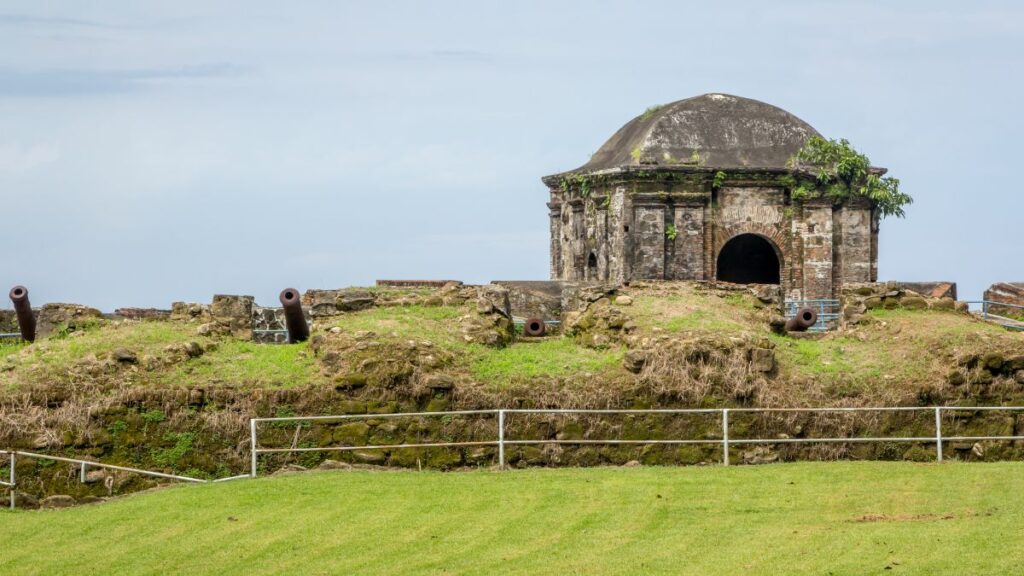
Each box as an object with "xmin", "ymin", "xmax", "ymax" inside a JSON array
[{"xmin": 788, "ymin": 137, "xmax": 912, "ymax": 218}]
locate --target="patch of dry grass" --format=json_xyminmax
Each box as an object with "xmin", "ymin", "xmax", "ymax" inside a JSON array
[{"xmin": 625, "ymin": 283, "xmax": 765, "ymax": 335}]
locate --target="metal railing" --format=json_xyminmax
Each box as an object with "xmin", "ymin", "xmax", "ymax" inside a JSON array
[
  {"xmin": 1, "ymin": 450, "xmax": 247, "ymax": 510},
  {"xmin": 249, "ymin": 405, "xmax": 1024, "ymax": 476},
  {"xmin": 7, "ymin": 405, "xmax": 1023, "ymax": 509},
  {"xmin": 784, "ymin": 299, "xmax": 840, "ymax": 332},
  {"xmin": 965, "ymin": 300, "xmax": 1024, "ymax": 331}
]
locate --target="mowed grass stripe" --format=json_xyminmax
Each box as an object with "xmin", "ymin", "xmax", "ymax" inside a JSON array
[{"xmin": 2, "ymin": 462, "xmax": 1024, "ymax": 575}]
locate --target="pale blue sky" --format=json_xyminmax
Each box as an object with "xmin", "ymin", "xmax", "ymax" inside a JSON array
[{"xmin": 1, "ymin": 1, "xmax": 1022, "ymax": 310}]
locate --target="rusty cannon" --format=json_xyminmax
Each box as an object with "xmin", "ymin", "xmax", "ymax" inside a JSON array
[
  {"xmin": 522, "ymin": 317, "xmax": 547, "ymax": 337},
  {"xmin": 279, "ymin": 288, "xmax": 310, "ymax": 343},
  {"xmin": 9, "ymin": 285, "xmax": 36, "ymax": 342},
  {"xmin": 785, "ymin": 307, "xmax": 818, "ymax": 333}
]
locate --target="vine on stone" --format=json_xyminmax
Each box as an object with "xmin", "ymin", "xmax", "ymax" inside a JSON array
[{"xmin": 788, "ymin": 136, "xmax": 912, "ymax": 218}]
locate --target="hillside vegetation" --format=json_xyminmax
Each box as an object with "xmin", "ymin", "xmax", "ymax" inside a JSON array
[
  {"xmin": 2, "ymin": 282, "xmax": 1019, "ymax": 400},
  {"xmin": 2, "ymin": 462, "xmax": 1023, "ymax": 575},
  {"xmin": 1, "ymin": 281, "xmax": 1022, "ymax": 495}
]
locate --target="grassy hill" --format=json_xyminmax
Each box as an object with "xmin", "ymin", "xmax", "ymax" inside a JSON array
[
  {"xmin": 2, "ymin": 462, "xmax": 1023, "ymax": 575},
  {"xmin": 2, "ymin": 282, "xmax": 1019, "ymax": 399},
  {"xmin": 1, "ymin": 281, "xmax": 1022, "ymax": 493}
]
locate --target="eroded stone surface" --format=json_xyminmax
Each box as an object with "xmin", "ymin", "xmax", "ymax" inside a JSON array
[{"xmin": 984, "ymin": 283, "xmax": 1024, "ymax": 317}]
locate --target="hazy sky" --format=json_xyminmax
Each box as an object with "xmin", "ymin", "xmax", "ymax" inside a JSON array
[{"xmin": 1, "ymin": 1, "xmax": 1022, "ymax": 310}]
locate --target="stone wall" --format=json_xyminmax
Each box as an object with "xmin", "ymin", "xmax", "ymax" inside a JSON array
[
  {"xmin": 494, "ymin": 281, "xmax": 616, "ymax": 322},
  {"xmin": 209, "ymin": 295, "xmax": 254, "ymax": 339},
  {"xmin": 547, "ymin": 172, "xmax": 880, "ymax": 302},
  {"xmin": 799, "ymin": 202, "xmax": 835, "ymax": 301},
  {"xmin": 0, "ymin": 310, "xmax": 18, "ymax": 333},
  {"xmin": 632, "ymin": 202, "xmax": 666, "ymax": 278},
  {"xmin": 669, "ymin": 203, "xmax": 705, "ymax": 280},
  {"xmin": 840, "ymin": 282, "xmax": 963, "ymax": 325},
  {"xmin": 984, "ymin": 283, "xmax": 1024, "ymax": 317},
  {"xmin": 894, "ymin": 282, "xmax": 957, "ymax": 300},
  {"xmin": 252, "ymin": 306, "xmax": 290, "ymax": 344},
  {"xmin": 36, "ymin": 303, "xmax": 103, "ymax": 338},
  {"xmin": 833, "ymin": 202, "xmax": 874, "ymax": 289},
  {"xmin": 113, "ymin": 308, "xmax": 171, "ymax": 320},
  {"xmin": 493, "ymin": 281, "xmax": 565, "ymax": 320}
]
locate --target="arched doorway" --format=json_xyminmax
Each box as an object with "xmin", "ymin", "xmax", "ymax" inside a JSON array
[
  {"xmin": 716, "ymin": 234, "xmax": 781, "ymax": 284},
  {"xmin": 586, "ymin": 252, "xmax": 598, "ymax": 280}
]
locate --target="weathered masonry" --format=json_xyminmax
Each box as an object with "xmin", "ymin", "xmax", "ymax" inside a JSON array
[{"xmin": 543, "ymin": 93, "xmax": 882, "ymax": 301}]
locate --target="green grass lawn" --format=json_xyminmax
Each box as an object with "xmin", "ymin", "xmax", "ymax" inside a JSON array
[
  {"xmin": 3, "ymin": 462, "xmax": 1023, "ymax": 575},
  {"xmin": 468, "ymin": 338, "xmax": 625, "ymax": 385}
]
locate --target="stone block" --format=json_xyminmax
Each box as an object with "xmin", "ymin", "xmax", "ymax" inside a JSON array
[
  {"xmin": 210, "ymin": 295, "xmax": 253, "ymax": 339},
  {"xmin": 749, "ymin": 348, "xmax": 776, "ymax": 373},
  {"xmin": 901, "ymin": 296, "xmax": 927, "ymax": 310},
  {"xmin": 36, "ymin": 303, "xmax": 103, "ymax": 338},
  {"xmin": 984, "ymin": 283, "xmax": 1024, "ymax": 317}
]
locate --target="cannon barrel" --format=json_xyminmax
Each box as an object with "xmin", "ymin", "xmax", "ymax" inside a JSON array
[
  {"xmin": 522, "ymin": 317, "xmax": 546, "ymax": 337},
  {"xmin": 785, "ymin": 307, "xmax": 818, "ymax": 333},
  {"xmin": 9, "ymin": 285, "xmax": 36, "ymax": 343},
  {"xmin": 279, "ymin": 288, "xmax": 309, "ymax": 343}
]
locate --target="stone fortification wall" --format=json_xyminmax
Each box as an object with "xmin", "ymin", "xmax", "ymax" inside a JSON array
[
  {"xmin": 547, "ymin": 172, "xmax": 877, "ymax": 301},
  {"xmin": 984, "ymin": 283, "xmax": 1024, "ymax": 318}
]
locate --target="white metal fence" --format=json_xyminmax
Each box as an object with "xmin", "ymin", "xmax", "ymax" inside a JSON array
[
  {"xmin": 249, "ymin": 405, "xmax": 1024, "ymax": 476},
  {"xmin": 1, "ymin": 450, "xmax": 248, "ymax": 510},
  {"xmin": 5, "ymin": 405, "xmax": 1024, "ymax": 510}
]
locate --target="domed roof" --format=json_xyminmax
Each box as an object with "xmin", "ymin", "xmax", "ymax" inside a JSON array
[{"xmin": 561, "ymin": 93, "xmax": 821, "ymax": 175}]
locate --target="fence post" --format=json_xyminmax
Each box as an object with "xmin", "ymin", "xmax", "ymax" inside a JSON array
[
  {"xmin": 983, "ymin": 301, "xmax": 989, "ymax": 320},
  {"xmin": 935, "ymin": 407, "xmax": 943, "ymax": 462},
  {"xmin": 80, "ymin": 461, "xmax": 87, "ymax": 483},
  {"xmin": 722, "ymin": 409, "xmax": 730, "ymax": 466},
  {"xmin": 9, "ymin": 451, "xmax": 15, "ymax": 510},
  {"xmin": 498, "ymin": 410, "xmax": 505, "ymax": 470},
  {"xmin": 250, "ymin": 419, "xmax": 258, "ymax": 478}
]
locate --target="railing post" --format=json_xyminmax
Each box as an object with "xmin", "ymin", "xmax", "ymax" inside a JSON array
[
  {"xmin": 935, "ymin": 407, "xmax": 943, "ymax": 462},
  {"xmin": 250, "ymin": 419, "xmax": 258, "ymax": 478},
  {"xmin": 9, "ymin": 451, "xmax": 16, "ymax": 510},
  {"xmin": 80, "ymin": 461, "xmax": 87, "ymax": 483},
  {"xmin": 498, "ymin": 410, "xmax": 505, "ymax": 470},
  {"xmin": 983, "ymin": 301, "xmax": 989, "ymax": 320},
  {"xmin": 722, "ymin": 409, "xmax": 730, "ymax": 466}
]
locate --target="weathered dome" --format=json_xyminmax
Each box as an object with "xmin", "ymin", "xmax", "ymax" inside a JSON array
[{"xmin": 567, "ymin": 93, "xmax": 821, "ymax": 174}]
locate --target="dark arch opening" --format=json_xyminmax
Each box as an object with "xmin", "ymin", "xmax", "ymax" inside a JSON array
[
  {"xmin": 587, "ymin": 252, "xmax": 598, "ymax": 279},
  {"xmin": 716, "ymin": 234, "xmax": 781, "ymax": 285}
]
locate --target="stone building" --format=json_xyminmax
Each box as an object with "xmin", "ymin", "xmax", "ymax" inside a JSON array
[{"xmin": 543, "ymin": 93, "xmax": 883, "ymax": 301}]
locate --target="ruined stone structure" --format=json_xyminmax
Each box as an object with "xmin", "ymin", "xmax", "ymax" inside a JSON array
[
  {"xmin": 543, "ymin": 93, "xmax": 883, "ymax": 301},
  {"xmin": 984, "ymin": 283, "xmax": 1024, "ymax": 317}
]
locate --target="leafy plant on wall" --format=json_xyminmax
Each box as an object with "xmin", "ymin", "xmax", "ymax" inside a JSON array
[{"xmin": 788, "ymin": 136, "xmax": 912, "ymax": 218}]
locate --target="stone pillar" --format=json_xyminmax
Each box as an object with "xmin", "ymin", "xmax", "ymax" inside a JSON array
[
  {"xmin": 870, "ymin": 210, "xmax": 880, "ymax": 282},
  {"xmin": 593, "ymin": 200, "xmax": 609, "ymax": 281},
  {"xmin": 210, "ymin": 295, "xmax": 254, "ymax": 339},
  {"xmin": 669, "ymin": 203, "xmax": 705, "ymax": 280},
  {"xmin": 548, "ymin": 204, "xmax": 561, "ymax": 280},
  {"xmin": 633, "ymin": 204, "xmax": 666, "ymax": 279},
  {"xmin": 558, "ymin": 202, "xmax": 581, "ymax": 280},
  {"xmin": 801, "ymin": 204, "xmax": 834, "ymax": 300},
  {"xmin": 834, "ymin": 204, "xmax": 873, "ymax": 286},
  {"xmin": 607, "ymin": 187, "xmax": 628, "ymax": 284},
  {"xmin": 570, "ymin": 203, "xmax": 585, "ymax": 279}
]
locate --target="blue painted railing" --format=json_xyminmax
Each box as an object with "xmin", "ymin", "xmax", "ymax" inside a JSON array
[
  {"xmin": 963, "ymin": 300, "xmax": 1024, "ymax": 331},
  {"xmin": 784, "ymin": 299, "xmax": 840, "ymax": 332}
]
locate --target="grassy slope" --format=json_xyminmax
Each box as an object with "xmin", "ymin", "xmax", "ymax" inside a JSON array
[
  {"xmin": 2, "ymin": 462, "xmax": 1023, "ymax": 575},
  {"xmin": 2, "ymin": 285, "xmax": 1020, "ymax": 397},
  {"xmin": 321, "ymin": 305, "xmax": 623, "ymax": 385},
  {"xmin": 1, "ymin": 304, "xmax": 627, "ymax": 392}
]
